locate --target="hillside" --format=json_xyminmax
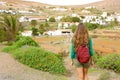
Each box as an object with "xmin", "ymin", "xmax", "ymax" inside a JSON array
[
  {"xmin": 0, "ymin": 0, "xmax": 49, "ymax": 10},
  {"xmin": 0, "ymin": 0, "xmax": 120, "ymax": 15},
  {"xmin": 71, "ymin": 0, "xmax": 120, "ymax": 13}
]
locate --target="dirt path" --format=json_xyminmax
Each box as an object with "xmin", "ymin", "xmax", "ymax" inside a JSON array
[
  {"xmin": 0, "ymin": 52, "xmax": 66, "ymax": 80},
  {"xmin": 64, "ymin": 56, "xmax": 100, "ymax": 80},
  {"xmin": 0, "ymin": 52, "xmax": 100, "ymax": 80}
]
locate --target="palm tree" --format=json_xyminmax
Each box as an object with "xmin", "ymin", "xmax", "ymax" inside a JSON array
[{"xmin": 0, "ymin": 13, "xmax": 22, "ymax": 42}]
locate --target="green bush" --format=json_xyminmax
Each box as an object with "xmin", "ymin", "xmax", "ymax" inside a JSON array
[
  {"xmin": 3, "ymin": 36, "xmax": 39, "ymax": 52},
  {"xmin": 49, "ymin": 17, "xmax": 56, "ymax": 22},
  {"xmin": 14, "ymin": 36, "xmax": 39, "ymax": 47},
  {"xmin": 71, "ymin": 24, "xmax": 77, "ymax": 33},
  {"xmin": 11, "ymin": 46, "xmax": 66, "ymax": 74},
  {"xmin": 2, "ymin": 46, "xmax": 17, "ymax": 53},
  {"xmin": 85, "ymin": 22, "xmax": 98, "ymax": 30},
  {"xmin": 92, "ymin": 51, "xmax": 101, "ymax": 63},
  {"xmin": 96, "ymin": 54, "xmax": 120, "ymax": 73},
  {"xmin": 3, "ymin": 36, "xmax": 66, "ymax": 74}
]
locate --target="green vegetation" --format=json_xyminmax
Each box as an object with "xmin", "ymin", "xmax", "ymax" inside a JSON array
[
  {"xmin": 31, "ymin": 20, "xmax": 37, "ymax": 27},
  {"xmin": 72, "ymin": 17, "xmax": 80, "ymax": 22},
  {"xmin": 71, "ymin": 23, "xmax": 104, "ymax": 33},
  {"xmin": 32, "ymin": 27, "xmax": 39, "ymax": 36},
  {"xmin": 71, "ymin": 24, "xmax": 77, "ymax": 33},
  {"xmin": 85, "ymin": 23, "xmax": 98, "ymax": 30},
  {"xmin": 11, "ymin": 46, "xmax": 66, "ymax": 74},
  {"xmin": 0, "ymin": 28, "xmax": 7, "ymax": 42},
  {"xmin": 94, "ymin": 53, "xmax": 120, "ymax": 73},
  {"xmin": 60, "ymin": 16, "xmax": 80, "ymax": 22},
  {"xmin": 86, "ymin": 8, "xmax": 102, "ymax": 15},
  {"xmin": 0, "ymin": 13, "xmax": 23, "ymax": 42},
  {"xmin": 3, "ymin": 36, "xmax": 39, "ymax": 52},
  {"xmin": 49, "ymin": 17, "xmax": 56, "ymax": 22},
  {"xmin": 3, "ymin": 36, "xmax": 66, "ymax": 74},
  {"xmin": 39, "ymin": 22, "xmax": 50, "ymax": 34}
]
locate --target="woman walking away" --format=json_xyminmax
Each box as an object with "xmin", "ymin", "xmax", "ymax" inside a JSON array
[{"xmin": 70, "ymin": 23, "xmax": 94, "ymax": 80}]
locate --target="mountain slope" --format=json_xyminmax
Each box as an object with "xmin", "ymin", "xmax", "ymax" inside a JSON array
[
  {"xmin": 76, "ymin": 0, "xmax": 120, "ymax": 13},
  {"xmin": 0, "ymin": 0, "xmax": 49, "ymax": 10},
  {"xmin": 0, "ymin": 0, "xmax": 120, "ymax": 13}
]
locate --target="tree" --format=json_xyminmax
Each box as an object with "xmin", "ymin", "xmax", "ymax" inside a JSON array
[
  {"xmin": 31, "ymin": 20, "xmax": 37, "ymax": 27},
  {"xmin": 113, "ymin": 18, "xmax": 119, "ymax": 26},
  {"xmin": 0, "ymin": 28, "xmax": 6, "ymax": 42},
  {"xmin": 49, "ymin": 17, "xmax": 56, "ymax": 22},
  {"xmin": 60, "ymin": 16, "xmax": 72, "ymax": 22},
  {"xmin": 71, "ymin": 24, "xmax": 77, "ymax": 33},
  {"xmin": 85, "ymin": 23, "xmax": 98, "ymax": 30},
  {"xmin": 65, "ymin": 16, "xmax": 72, "ymax": 22},
  {"xmin": 110, "ymin": 18, "xmax": 119, "ymax": 27},
  {"xmin": 80, "ymin": 16, "xmax": 85, "ymax": 19},
  {"xmin": 72, "ymin": 17, "xmax": 80, "ymax": 22},
  {"xmin": 0, "ymin": 13, "xmax": 22, "ymax": 42},
  {"xmin": 32, "ymin": 27, "xmax": 39, "ymax": 36},
  {"xmin": 39, "ymin": 22, "xmax": 50, "ymax": 34},
  {"xmin": 39, "ymin": 24, "xmax": 45, "ymax": 34}
]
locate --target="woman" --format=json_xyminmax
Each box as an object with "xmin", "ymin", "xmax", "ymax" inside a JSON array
[{"xmin": 70, "ymin": 23, "xmax": 94, "ymax": 80}]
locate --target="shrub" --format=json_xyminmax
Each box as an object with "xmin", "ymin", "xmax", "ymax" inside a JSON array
[
  {"xmin": 96, "ymin": 54, "xmax": 120, "ymax": 73},
  {"xmin": 71, "ymin": 24, "xmax": 77, "ymax": 33},
  {"xmin": 32, "ymin": 27, "xmax": 39, "ymax": 36},
  {"xmin": 72, "ymin": 17, "xmax": 80, "ymax": 22},
  {"xmin": 85, "ymin": 22, "xmax": 98, "ymax": 30},
  {"xmin": 11, "ymin": 46, "xmax": 66, "ymax": 74},
  {"xmin": 2, "ymin": 46, "xmax": 17, "ymax": 53},
  {"xmin": 14, "ymin": 36, "xmax": 39, "ymax": 47},
  {"xmin": 3, "ymin": 36, "xmax": 39, "ymax": 52},
  {"xmin": 92, "ymin": 51, "xmax": 101, "ymax": 63},
  {"xmin": 49, "ymin": 17, "xmax": 56, "ymax": 22}
]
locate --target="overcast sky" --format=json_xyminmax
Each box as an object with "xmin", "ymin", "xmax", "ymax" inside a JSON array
[{"xmin": 25, "ymin": 0, "xmax": 103, "ymax": 5}]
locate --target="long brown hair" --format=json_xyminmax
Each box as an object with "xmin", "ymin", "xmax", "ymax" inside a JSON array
[{"xmin": 73, "ymin": 23, "xmax": 89, "ymax": 52}]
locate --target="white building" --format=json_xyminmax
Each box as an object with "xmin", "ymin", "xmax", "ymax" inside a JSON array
[
  {"xmin": 52, "ymin": 7, "xmax": 67, "ymax": 11},
  {"xmin": 56, "ymin": 16, "xmax": 63, "ymax": 22},
  {"xmin": 71, "ymin": 13, "xmax": 79, "ymax": 17},
  {"xmin": 101, "ymin": 12, "xmax": 107, "ymax": 18},
  {"xmin": 21, "ymin": 31, "xmax": 32, "ymax": 36},
  {"xmin": 18, "ymin": 10, "xmax": 33, "ymax": 14},
  {"xmin": 106, "ymin": 16, "xmax": 115, "ymax": 22},
  {"xmin": 46, "ymin": 30, "xmax": 62, "ymax": 36},
  {"xmin": 81, "ymin": 10, "xmax": 90, "ymax": 14},
  {"xmin": 44, "ymin": 29, "xmax": 72, "ymax": 36},
  {"xmin": 0, "ymin": 10, "xmax": 16, "ymax": 14},
  {"xmin": 117, "ymin": 15, "xmax": 120, "ymax": 22},
  {"xmin": 85, "ymin": 6, "xmax": 96, "ymax": 9},
  {"xmin": 19, "ymin": 16, "xmax": 29, "ymax": 22}
]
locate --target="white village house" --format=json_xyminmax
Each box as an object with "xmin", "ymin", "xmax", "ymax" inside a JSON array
[
  {"xmin": 43, "ymin": 29, "xmax": 72, "ymax": 36},
  {"xmin": 21, "ymin": 31, "xmax": 32, "ymax": 36}
]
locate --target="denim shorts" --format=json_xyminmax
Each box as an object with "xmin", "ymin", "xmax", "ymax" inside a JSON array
[{"xmin": 73, "ymin": 59, "xmax": 90, "ymax": 68}]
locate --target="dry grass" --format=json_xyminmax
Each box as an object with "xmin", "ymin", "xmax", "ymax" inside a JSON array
[
  {"xmin": 33, "ymin": 36, "xmax": 69, "ymax": 53},
  {"xmin": 93, "ymin": 38, "xmax": 120, "ymax": 54},
  {"xmin": 33, "ymin": 34, "xmax": 120, "ymax": 55}
]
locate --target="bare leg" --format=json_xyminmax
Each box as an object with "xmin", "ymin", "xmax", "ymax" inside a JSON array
[
  {"xmin": 83, "ymin": 68, "xmax": 89, "ymax": 80},
  {"xmin": 76, "ymin": 68, "xmax": 83, "ymax": 80}
]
